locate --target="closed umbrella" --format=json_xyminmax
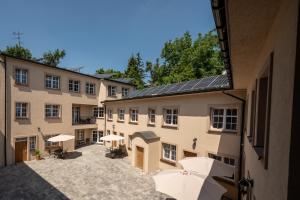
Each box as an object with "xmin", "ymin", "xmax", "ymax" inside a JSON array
[
  {"xmin": 153, "ymin": 169, "xmax": 226, "ymax": 200},
  {"xmin": 178, "ymin": 157, "xmax": 235, "ymax": 179}
]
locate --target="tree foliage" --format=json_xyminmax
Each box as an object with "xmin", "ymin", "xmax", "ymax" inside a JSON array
[
  {"xmin": 96, "ymin": 67, "xmax": 124, "ymax": 78},
  {"xmin": 42, "ymin": 49, "xmax": 66, "ymax": 66},
  {"xmin": 146, "ymin": 30, "xmax": 224, "ymax": 85},
  {"xmin": 3, "ymin": 44, "xmax": 33, "ymax": 60},
  {"xmin": 124, "ymin": 53, "xmax": 145, "ymax": 89}
]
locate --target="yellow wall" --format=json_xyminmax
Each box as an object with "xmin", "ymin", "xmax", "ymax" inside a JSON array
[{"xmin": 105, "ymin": 91, "xmax": 244, "ymax": 173}]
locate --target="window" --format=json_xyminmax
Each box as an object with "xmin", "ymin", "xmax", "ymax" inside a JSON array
[
  {"xmin": 108, "ymin": 85, "xmax": 117, "ymax": 97},
  {"xmin": 69, "ymin": 80, "xmax": 80, "ymax": 93},
  {"xmin": 162, "ymin": 143, "xmax": 176, "ymax": 162},
  {"xmin": 122, "ymin": 88, "xmax": 129, "ymax": 97},
  {"xmin": 119, "ymin": 133, "xmax": 124, "ymax": 144},
  {"xmin": 211, "ymin": 108, "xmax": 238, "ymax": 132},
  {"xmin": 163, "ymin": 108, "xmax": 178, "ymax": 126},
  {"xmin": 208, "ymin": 153, "xmax": 236, "ymax": 166},
  {"xmin": 128, "ymin": 136, "xmax": 132, "ymax": 149},
  {"xmin": 45, "ymin": 75, "xmax": 60, "ymax": 89},
  {"xmin": 86, "ymin": 83, "xmax": 95, "ymax": 94},
  {"xmin": 15, "ymin": 68, "xmax": 28, "ymax": 85},
  {"xmin": 45, "ymin": 105, "xmax": 60, "ymax": 118},
  {"xmin": 148, "ymin": 108, "xmax": 156, "ymax": 124},
  {"xmin": 208, "ymin": 153, "xmax": 222, "ymax": 161},
  {"xmin": 16, "ymin": 102, "xmax": 28, "ymax": 119},
  {"xmin": 107, "ymin": 109, "xmax": 113, "ymax": 120},
  {"xmin": 118, "ymin": 108, "xmax": 125, "ymax": 121},
  {"xmin": 129, "ymin": 108, "xmax": 138, "ymax": 122},
  {"xmin": 44, "ymin": 135, "xmax": 59, "ymax": 148},
  {"xmin": 76, "ymin": 130, "xmax": 84, "ymax": 141},
  {"xmin": 93, "ymin": 107, "xmax": 104, "ymax": 118},
  {"xmin": 29, "ymin": 136, "xmax": 36, "ymax": 150},
  {"xmin": 107, "ymin": 130, "xmax": 111, "ymax": 135},
  {"xmin": 250, "ymin": 53, "xmax": 273, "ymax": 169}
]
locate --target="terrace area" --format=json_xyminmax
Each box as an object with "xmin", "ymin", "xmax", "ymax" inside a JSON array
[{"xmin": 0, "ymin": 145, "xmax": 167, "ymax": 200}]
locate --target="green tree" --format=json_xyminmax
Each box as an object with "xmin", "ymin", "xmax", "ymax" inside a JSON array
[
  {"xmin": 125, "ymin": 53, "xmax": 145, "ymax": 89},
  {"xmin": 42, "ymin": 49, "xmax": 66, "ymax": 66},
  {"xmin": 96, "ymin": 67, "xmax": 124, "ymax": 78},
  {"xmin": 3, "ymin": 44, "xmax": 33, "ymax": 59},
  {"xmin": 146, "ymin": 58, "xmax": 163, "ymax": 86}
]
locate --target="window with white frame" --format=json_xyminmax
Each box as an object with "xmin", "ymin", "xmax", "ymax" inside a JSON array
[
  {"xmin": 162, "ymin": 143, "xmax": 176, "ymax": 162},
  {"xmin": 163, "ymin": 108, "xmax": 178, "ymax": 126},
  {"xmin": 108, "ymin": 85, "xmax": 117, "ymax": 97},
  {"xmin": 129, "ymin": 108, "xmax": 138, "ymax": 122},
  {"xmin": 15, "ymin": 68, "xmax": 28, "ymax": 85},
  {"xmin": 93, "ymin": 107, "xmax": 104, "ymax": 118},
  {"xmin": 148, "ymin": 108, "xmax": 156, "ymax": 124},
  {"xmin": 107, "ymin": 109, "xmax": 113, "ymax": 120},
  {"xmin": 86, "ymin": 83, "xmax": 95, "ymax": 94},
  {"xmin": 211, "ymin": 108, "xmax": 238, "ymax": 132},
  {"xmin": 69, "ymin": 80, "xmax": 80, "ymax": 93},
  {"xmin": 29, "ymin": 136, "xmax": 36, "ymax": 150},
  {"xmin": 45, "ymin": 75, "xmax": 60, "ymax": 89},
  {"xmin": 208, "ymin": 153, "xmax": 236, "ymax": 166},
  {"xmin": 45, "ymin": 104, "xmax": 60, "ymax": 118},
  {"xmin": 16, "ymin": 102, "xmax": 29, "ymax": 119},
  {"xmin": 122, "ymin": 88, "xmax": 129, "ymax": 97},
  {"xmin": 118, "ymin": 108, "xmax": 125, "ymax": 121}
]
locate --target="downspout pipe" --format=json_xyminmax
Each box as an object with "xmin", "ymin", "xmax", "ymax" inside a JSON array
[{"xmin": 222, "ymin": 91, "xmax": 245, "ymax": 200}]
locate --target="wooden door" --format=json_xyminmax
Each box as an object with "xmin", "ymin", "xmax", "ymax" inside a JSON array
[
  {"xmin": 183, "ymin": 150, "xmax": 197, "ymax": 158},
  {"xmin": 136, "ymin": 146, "xmax": 144, "ymax": 170},
  {"xmin": 15, "ymin": 141, "xmax": 27, "ymax": 162}
]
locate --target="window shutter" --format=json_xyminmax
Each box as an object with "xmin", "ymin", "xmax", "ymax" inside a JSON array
[{"xmin": 264, "ymin": 52, "xmax": 274, "ymax": 169}]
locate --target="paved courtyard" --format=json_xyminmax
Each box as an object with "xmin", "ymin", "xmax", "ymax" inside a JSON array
[{"xmin": 0, "ymin": 145, "xmax": 168, "ymax": 200}]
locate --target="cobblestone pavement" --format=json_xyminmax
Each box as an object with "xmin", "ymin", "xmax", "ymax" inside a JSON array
[{"xmin": 0, "ymin": 145, "xmax": 168, "ymax": 200}]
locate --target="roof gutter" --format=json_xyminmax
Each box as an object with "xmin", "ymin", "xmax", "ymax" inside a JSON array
[{"xmin": 211, "ymin": 0, "xmax": 233, "ymax": 88}]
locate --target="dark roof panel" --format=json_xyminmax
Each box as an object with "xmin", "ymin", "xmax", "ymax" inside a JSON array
[{"xmin": 118, "ymin": 75, "xmax": 229, "ymax": 101}]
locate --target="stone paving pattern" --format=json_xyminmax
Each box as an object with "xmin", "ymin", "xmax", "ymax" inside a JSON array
[{"xmin": 0, "ymin": 145, "xmax": 168, "ymax": 200}]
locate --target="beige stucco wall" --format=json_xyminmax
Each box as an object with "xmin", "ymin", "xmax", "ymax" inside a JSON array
[
  {"xmin": 0, "ymin": 57, "xmax": 5, "ymax": 167},
  {"xmin": 230, "ymin": 0, "xmax": 298, "ymax": 199},
  {"xmin": 105, "ymin": 91, "xmax": 244, "ymax": 173}
]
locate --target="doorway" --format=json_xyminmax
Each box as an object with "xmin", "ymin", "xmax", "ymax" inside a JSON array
[
  {"xmin": 135, "ymin": 146, "xmax": 144, "ymax": 170},
  {"xmin": 15, "ymin": 140, "xmax": 27, "ymax": 163},
  {"xmin": 92, "ymin": 130, "xmax": 104, "ymax": 144}
]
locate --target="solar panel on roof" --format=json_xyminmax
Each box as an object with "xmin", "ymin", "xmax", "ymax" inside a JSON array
[
  {"xmin": 209, "ymin": 75, "xmax": 229, "ymax": 88},
  {"xmin": 157, "ymin": 84, "xmax": 174, "ymax": 95},
  {"xmin": 178, "ymin": 79, "xmax": 201, "ymax": 92},
  {"xmin": 193, "ymin": 76, "xmax": 217, "ymax": 90},
  {"xmin": 167, "ymin": 82, "xmax": 186, "ymax": 93}
]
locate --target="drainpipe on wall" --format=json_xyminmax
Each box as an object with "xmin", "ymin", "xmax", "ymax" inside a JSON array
[
  {"xmin": 3, "ymin": 56, "xmax": 7, "ymax": 166},
  {"xmin": 222, "ymin": 91, "xmax": 245, "ymax": 200}
]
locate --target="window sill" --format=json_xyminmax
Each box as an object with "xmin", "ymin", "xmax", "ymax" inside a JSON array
[
  {"xmin": 147, "ymin": 123, "xmax": 155, "ymax": 127},
  {"xmin": 162, "ymin": 124, "xmax": 178, "ymax": 129},
  {"xmin": 129, "ymin": 121, "xmax": 138, "ymax": 125},
  {"xmin": 96, "ymin": 117, "xmax": 104, "ymax": 119},
  {"xmin": 15, "ymin": 117, "xmax": 29, "ymax": 120},
  {"xmin": 15, "ymin": 83, "xmax": 29, "ymax": 87},
  {"xmin": 107, "ymin": 119, "xmax": 113, "ymax": 122},
  {"xmin": 45, "ymin": 87, "xmax": 61, "ymax": 91},
  {"xmin": 45, "ymin": 117, "xmax": 61, "ymax": 119},
  {"xmin": 69, "ymin": 91, "xmax": 81, "ymax": 94},
  {"xmin": 117, "ymin": 120, "xmax": 125, "ymax": 123},
  {"xmin": 160, "ymin": 158, "xmax": 176, "ymax": 166}
]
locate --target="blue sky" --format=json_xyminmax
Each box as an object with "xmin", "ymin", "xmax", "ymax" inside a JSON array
[{"xmin": 0, "ymin": 0, "xmax": 215, "ymax": 74}]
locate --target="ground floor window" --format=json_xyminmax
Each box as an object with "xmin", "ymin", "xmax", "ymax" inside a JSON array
[
  {"xmin": 208, "ymin": 153, "xmax": 236, "ymax": 166},
  {"xmin": 29, "ymin": 136, "xmax": 36, "ymax": 150},
  {"xmin": 162, "ymin": 143, "xmax": 176, "ymax": 162},
  {"xmin": 76, "ymin": 130, "xmax": 84, "ymax": 141},
  {"xmin": 44, "ymin": 135, "xmax": 59, "ymax": 148}
]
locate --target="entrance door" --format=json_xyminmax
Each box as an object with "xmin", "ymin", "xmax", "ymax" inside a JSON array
[
  {"xmin": 136, "ymin": 146, "xmax": 144, "ymax": 170},
  {"xmin": 92, "ymin": 130, "xmax": 98, "ymax": 143},
  {"xmin": 15, "ymin": 141, "xmax": 27, "ymax": 162}
]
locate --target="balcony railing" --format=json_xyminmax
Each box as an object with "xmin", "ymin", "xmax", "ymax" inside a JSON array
[{"xmin": 72, "ymin": 116, "xmax": 96, "ymax": 125}]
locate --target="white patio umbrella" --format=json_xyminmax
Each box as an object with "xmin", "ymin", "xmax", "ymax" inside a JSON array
[
  {"xmin": 100, "ymin": 134, "xmax": 124, "ymax": 142},
  {"xmin": 48, "ymin": 134, "xmax": 75, "ymax": 151},
  {"xmin": 48, "ymin": 134, "xmax": 75, "ymax": 142},
  {"xmin": 178, "ymin": 157, "xmax": 235, "ymax": 179},
  {"xmin": 153, "ymin": 169, "xmax": 226, "ymax": 200}
]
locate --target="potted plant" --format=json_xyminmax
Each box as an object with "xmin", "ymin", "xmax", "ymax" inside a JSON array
[{"xmin": 35, "ymin": 149, "xmax": 41, "ymax": 160}]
